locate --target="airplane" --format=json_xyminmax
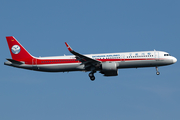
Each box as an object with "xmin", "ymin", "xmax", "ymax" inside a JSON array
[{"xmin": 4, "ymin": 36, "xmax": 177, "ymax": 81}]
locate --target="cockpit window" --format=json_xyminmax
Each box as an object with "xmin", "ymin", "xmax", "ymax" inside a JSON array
[{"xmin": 164, "ymin": 54, "xmax": 170, "ymax": 56}]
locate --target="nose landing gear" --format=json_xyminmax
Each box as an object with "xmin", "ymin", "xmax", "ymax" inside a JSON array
[{"xmin": 156, "ymin": 67, "xmax": 160, "ymax": 75}]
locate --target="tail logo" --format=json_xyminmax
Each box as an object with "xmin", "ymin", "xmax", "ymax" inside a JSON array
[{"xmin": 11, "ymin": 45, "xmax": 21, "ymax": 54}]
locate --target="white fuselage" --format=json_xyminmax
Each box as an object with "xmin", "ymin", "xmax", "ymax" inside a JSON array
[{"xmin": 5, "ymin": 50, "xmax": 177, "ymax": 72}]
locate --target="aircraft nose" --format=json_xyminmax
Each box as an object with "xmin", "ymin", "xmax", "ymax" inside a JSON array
[{"xmin": 173, "ymin": 57, "xmax": 177, "ymax": 63}]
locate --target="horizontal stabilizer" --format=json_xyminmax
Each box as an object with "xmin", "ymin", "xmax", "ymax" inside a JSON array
[{"xmin": 6, "ymin": 59, "xmax": 24, "ymax": 65}]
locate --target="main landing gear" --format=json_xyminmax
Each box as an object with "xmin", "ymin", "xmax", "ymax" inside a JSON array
[
  {"xmin": 89, "ymin": 72, "xmax": 95, "ymax": 81},
  {"xmin": 156, "ymin": 67, "xmax": 160, "ymax": 75}
]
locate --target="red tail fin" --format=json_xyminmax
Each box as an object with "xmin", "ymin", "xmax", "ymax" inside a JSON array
[{"xmin": 6, "ymin": 36, "xmax": 34, "ymax": 61}]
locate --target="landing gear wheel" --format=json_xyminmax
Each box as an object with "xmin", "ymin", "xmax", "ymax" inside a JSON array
[
  {"xmin": 155, "ymin": 67, "xmax": 160, "ymax": 75},
  {"xmin": 89, "ymin": 72, "xmax": 95, "ymax": 81},
  {"xmin": 90, "ymin": 76, "xmax": 95, "ymax": 81},
  {"xmin": 89, "ymin": 73, "xmax": 94, "ymax": 77},
  {"xmin": 156, "ymin": 71, "xmax": 160, "ymax": 75}
]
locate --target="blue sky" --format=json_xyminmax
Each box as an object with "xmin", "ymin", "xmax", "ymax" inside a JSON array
[{"xmin": 1, "ymin": 0, "xmax": 180, "ymax": 120}]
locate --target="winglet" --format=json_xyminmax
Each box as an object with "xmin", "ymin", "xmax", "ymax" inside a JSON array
[{"xmin": 65, "ymin": 42, "xmax": 73, "ymax": 51}]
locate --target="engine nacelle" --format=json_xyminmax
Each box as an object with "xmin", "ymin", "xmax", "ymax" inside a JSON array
[{"xmin": 100, "ymin": 62, "xmax": 118, "ymax": 76}]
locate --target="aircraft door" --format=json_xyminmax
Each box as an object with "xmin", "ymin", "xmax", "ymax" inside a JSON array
[
  {"xmin": 121, "ymin": 54, "xmax": 125, "ymax": 61},
  {"xmin": 32, "ymin": 58, "xmax": 37, "ymax": 70},
  {"xmin": 154, "ymin": 51, "xmax": 159, "ymax": 60}
]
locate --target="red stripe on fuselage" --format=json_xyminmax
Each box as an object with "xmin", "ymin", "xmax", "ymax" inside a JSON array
[{"xmin": 25, "ymin": 58, "xmax": 161, "ymax": 65}]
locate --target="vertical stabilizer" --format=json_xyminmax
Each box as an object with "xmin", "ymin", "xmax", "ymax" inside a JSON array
[{"xmin": 6, "ymin": 36, "xmax": 34, "ymax": 61}]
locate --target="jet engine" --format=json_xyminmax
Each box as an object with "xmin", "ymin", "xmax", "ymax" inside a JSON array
[{"xmin": 100, "ymin": 62, "xmax": 118, "ymax": 76}]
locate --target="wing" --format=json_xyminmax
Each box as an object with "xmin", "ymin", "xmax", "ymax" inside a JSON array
[{"xmin": 65, "ymin": 42, "xmax": 101, "ymax": 69}]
